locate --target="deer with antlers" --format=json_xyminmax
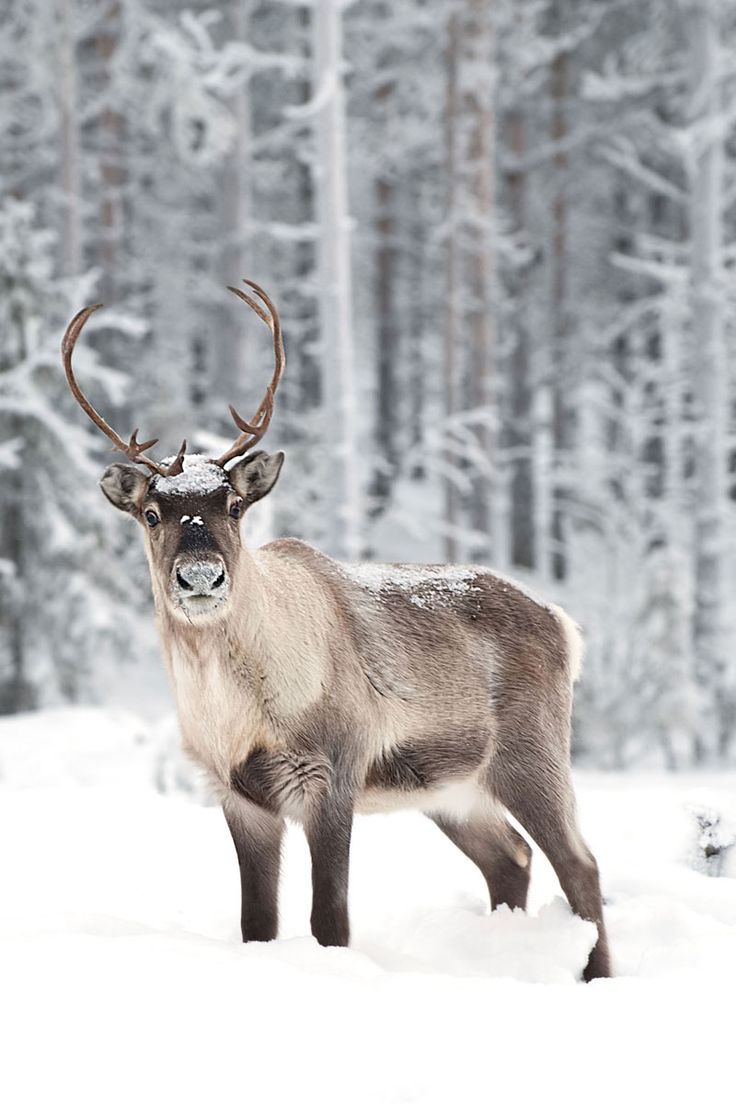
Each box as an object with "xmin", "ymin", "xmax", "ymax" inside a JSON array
[{"xmin": 62, "ymin": 280, "xmax": 610, "ymax": 980}]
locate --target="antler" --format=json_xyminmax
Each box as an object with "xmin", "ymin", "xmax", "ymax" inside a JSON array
[
  {"xmin": 62, "ymin": 279, "xmax": 284, "ymax": 478},
  {"xmin": 215, "ymin": 279, "xmax": 285, "ymax": 468},
  {"xmin": 61, "ymin": 305, "xmax": 186, "ymax": 477}
]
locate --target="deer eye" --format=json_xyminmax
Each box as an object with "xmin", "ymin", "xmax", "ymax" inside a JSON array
[
  {"xmin": 145, "ymin": 510, "xmax": 160, "ymax": 528},
  {"xmin": 229, "ymin": 500, "xmax": 243, "ymax": 520}
]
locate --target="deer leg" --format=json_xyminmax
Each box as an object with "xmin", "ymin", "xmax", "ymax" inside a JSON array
[
  {"xmin": 304, "ymin": 788, "xmax": 353, "ymax": 948},
  {"xmin": 491, "ymin": 759, "xmax": 610, "ymax": 981},
  {"xmin": 223, "ymin": 799, "xmax": 284, "ymax": 942},
  {"xmin": 429, "ymin": 813, "xmax": 532, "ymax": 911}
]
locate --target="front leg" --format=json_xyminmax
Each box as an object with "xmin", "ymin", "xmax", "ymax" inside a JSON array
[
  {"xmin": 305, "ymin": 788, "xmax": 354, "ymax": 947},
  {"xmin": 223, "ymin": 798, "xmax": 284, "ymax": 942}
]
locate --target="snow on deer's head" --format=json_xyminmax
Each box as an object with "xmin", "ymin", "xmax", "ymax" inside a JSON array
[{"xmin": 61, "ymin": 279, "xmax": 284, "ymax": 623}]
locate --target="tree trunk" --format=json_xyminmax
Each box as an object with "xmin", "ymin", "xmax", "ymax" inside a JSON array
[
  {"xmin": 313, "ymin": 0, "xmax": 360, "ymax": 560},
  {"xmin": 688, "ymin": 0, "xmax": 727, "ymax": 760},
  {"xmin": 96, "ymin": 1, "xmax": 124, "ymax": 303},
  {"xmin": 57, "ymin": 0, "xmax": 82, "ymax": 276},
  {"xmin": 532, "ymin": 385, "xmax": 554, "ymax": 584},
  {"xmin": 549, "ymin": 45, "xmax": 569, "ymax": 581},
  {"xmin": 408, "ymin": 178, "xmax": 427, "ymax": 480},
  {"xmin": 369, "ymin": 167, "xmax": 398, "ymax": 518},
  {"xmin": 0, "ymin": 295, "xmax": 34, "ymax": 714},
  {"xmin": 506, "ymin": 105, "xmax": 533, "ymax": 569},
  {"xmin": 465, "ymin": 0, "xmax": 498, "ymax": 564},
  {"xmin": 219, "ymin": 0, "xmax": 255, "ymax": 400},
  {"xmin": 443, "ymin": 10, "xmax": 460, "ymax": 562}
]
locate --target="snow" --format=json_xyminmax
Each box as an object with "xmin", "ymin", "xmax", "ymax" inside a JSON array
[
  {"xmin": 152, "ymin": 454, "xmax": 228, "ymax": 496},
  {"xmin": 1, "ymin": 707, "xmax": 735, "ymax": 1102},
  {"xmin": 342, "ymin": 561, "xmax": 482, "ymax": 608},
  {"xmin": 341, "ymin": 560, "xmax": 553, "ymax": 612}
]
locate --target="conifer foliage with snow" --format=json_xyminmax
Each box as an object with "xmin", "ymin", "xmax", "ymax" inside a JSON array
[
  {"xmin": 0, "ymin": 201, "xmax": 134, "ymax": 711},
  {"xmin": 2, "ymin": 0, "xmax": 736, "ymax": 765}
]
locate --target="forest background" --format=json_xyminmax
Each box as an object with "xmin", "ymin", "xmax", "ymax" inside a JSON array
[{"xmin": 1, "ymin": 0, "xmax": 734, "ymax": 771}]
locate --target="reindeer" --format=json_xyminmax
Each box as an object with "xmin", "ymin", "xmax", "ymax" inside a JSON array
[{"xmin": 61, "ymin": 280, "xmax": 610, "ymax": 980}]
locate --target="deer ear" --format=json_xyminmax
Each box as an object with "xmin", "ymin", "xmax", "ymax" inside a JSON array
[
  {"xmin": 100, "ymin": 463, "xmax": 150, "ymax": 514},
  {"xmin": 229, "ymin": 451, "xmax": 284, "ymax": 508}
]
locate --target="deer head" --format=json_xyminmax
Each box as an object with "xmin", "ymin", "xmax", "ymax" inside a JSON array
[{"xmin": 62, "ymin": 280, "xmax": 285, "ymax": 622}]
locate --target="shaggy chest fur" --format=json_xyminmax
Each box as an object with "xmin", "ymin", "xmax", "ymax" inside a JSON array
[
  {"xmin": 168, "ymin": 635, "xmax": 331, "ymax": 783},
  {"xmin": 169, "ymin": 642, "xmax": 263, "ymax": 784}
]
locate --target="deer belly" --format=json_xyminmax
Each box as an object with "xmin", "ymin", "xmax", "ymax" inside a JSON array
[
  {"xmin": 356, "ymin": 778, "xmax": 486, "ymax": 818},
  {"xmin": 356, "ymin": 732, "xmax": 490, "ymax": 819}
]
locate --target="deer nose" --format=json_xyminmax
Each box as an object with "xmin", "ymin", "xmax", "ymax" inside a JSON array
[{"xmin": 175, "ymin": 559, "xmax": 226, "ymax": 596}]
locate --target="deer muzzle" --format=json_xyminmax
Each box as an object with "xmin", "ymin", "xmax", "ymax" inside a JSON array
[{"xmin": 174, "ymin": 556, "xmax": 229, "ymax": 608}]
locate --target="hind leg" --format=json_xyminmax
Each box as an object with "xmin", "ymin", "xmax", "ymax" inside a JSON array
[
  {"xmin": 490, "ymin": 755, "xmax": 610, "ymax": 981},
  {"xmin": 430, "ymin": 812, "xmax": 532, "ymax": 911}
]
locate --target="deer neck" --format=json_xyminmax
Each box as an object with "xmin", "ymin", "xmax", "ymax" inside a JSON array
[{"xmin": 155, "ymin": 546, "xmax": 330, "ymax": 731}]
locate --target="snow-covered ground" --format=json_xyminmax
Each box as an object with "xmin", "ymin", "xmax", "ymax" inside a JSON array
[{"xmin": 1, "ymin": 708, "xmax": 734, "ymax": 1102}]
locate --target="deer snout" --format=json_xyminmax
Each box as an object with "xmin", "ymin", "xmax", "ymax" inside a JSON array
[{"xmin": 174, "ymin": 558, "xmax": 227, "ymax": 597}]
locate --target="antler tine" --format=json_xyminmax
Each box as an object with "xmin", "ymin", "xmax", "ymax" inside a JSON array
[
  {"xmin": 243, "ymin": 278, "xmax": 285, "ymax": 388},
  {"xmin": 166, "ymin": 438, "xmax": 187, "ymax": 477},
  {"xmin": 226, "ymin": 285, "xmax": 272, "ymax": 329},
  {"xmin": 223, "ymin": 286, "xmax": 274, "ymax": 434},
  {"xmin": 61, "ymin": 306, "xmax": 185, "ymax": 478},
  {"xmin": 216, "ymin": 280, "xmax": 285, "ymax": 468}
]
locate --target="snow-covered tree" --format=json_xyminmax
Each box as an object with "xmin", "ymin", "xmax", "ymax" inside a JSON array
[{"xmin": 0, "ymin": 200, "xmax": 133, "ymax": 711}]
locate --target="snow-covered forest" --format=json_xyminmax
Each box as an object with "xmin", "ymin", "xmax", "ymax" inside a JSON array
[
  {"xmin": 4, "ymin": 6, "xmax": 736, "ymax": 1097},
  {"xmin": 2, "ymin": 0, "xmax": 736, "ymax": 768}
]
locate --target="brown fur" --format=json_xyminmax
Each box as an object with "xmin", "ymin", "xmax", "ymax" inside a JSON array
[{"xmin": 100, "ymin": 457, "xmax": 611, "ymax": 981}]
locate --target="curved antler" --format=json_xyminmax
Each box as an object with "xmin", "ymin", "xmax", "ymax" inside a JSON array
[
  {"xmin": 215, "ymin": 279, "xmax": 285, "ymax": 468},
  {"xmin": 61, "ymin": 305, "xmax": 186, "ymax": 477},
  {"xmin": 63, "ymin": 281, "xmax": 284, "ymax": 478}
]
